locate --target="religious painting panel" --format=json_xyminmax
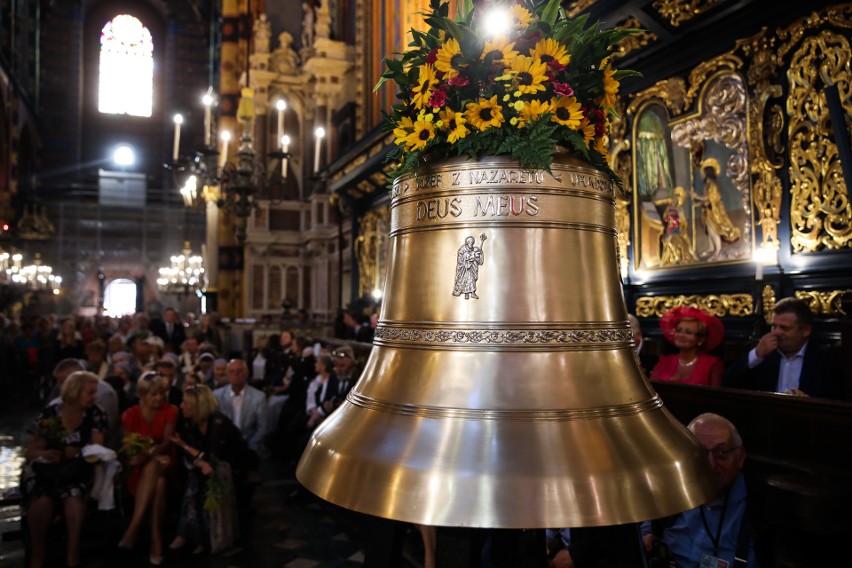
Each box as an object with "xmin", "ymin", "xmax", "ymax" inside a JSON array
[{"xmin": 633, "ymin": 72, "xmax": 753, "ymax": 271}]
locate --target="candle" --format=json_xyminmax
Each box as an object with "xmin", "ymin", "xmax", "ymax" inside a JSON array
[
  {"xmin": 172, "ymin": 114, "xmax": 183, "ymax": 162},
  {"xmin": 219, "ymin": 130, "xmax": 231, "ymax": 168},
  {"xmin": 202, "ymin": 90, "xmax": 215, "ymax": 147},
  {"xmin": 314, "ymin": 126, "xmax": 326, "ymax": 173},
  {"xmin": 276, "ymin": 99, "xmax": 287, "ymax": 148},
  {"xmin": 281, "ymin": 134, "xmax": 290, "ymax": 178}
]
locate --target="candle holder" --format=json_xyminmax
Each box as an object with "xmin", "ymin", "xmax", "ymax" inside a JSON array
[{"xmin": 164, "ymin": 104, "xmax": 291, "ymax": 244}]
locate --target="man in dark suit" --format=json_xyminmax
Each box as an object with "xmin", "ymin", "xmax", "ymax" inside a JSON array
[
  {"xmin": 149, "ymin": 307, "xmax": 187, "ymax": 353},
  {"xmin": 723, "ymin": 298, "xmax": 841, "ymax": 399}
]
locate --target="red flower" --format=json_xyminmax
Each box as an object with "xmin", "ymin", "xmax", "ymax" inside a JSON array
[
  {"xmin": 428, "ymin": 88, "xmax": 448, "ymax": 108},
  {"xmin": 448, "ymin": 75, "xmax": 470, "ymax": 87},
  {"xmin": 546, "ymin": 60, "xmax": 566, "ymax": 73},
  {"xmin": 552, "ymin": 80, "xmax": 574, "ymax": 97},
  {"xmin": 426, "ymin": 48, "xmax": 438, "ymax": 65}
]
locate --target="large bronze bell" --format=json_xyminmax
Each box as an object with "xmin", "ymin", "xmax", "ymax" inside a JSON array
[{"xmin": 297, "ymin": 154, "xmax": 716, "ymax": 528}]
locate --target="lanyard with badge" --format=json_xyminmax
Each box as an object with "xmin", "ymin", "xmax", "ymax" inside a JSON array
[{"xmin": 699, "ymin": 490, "xmax": 731, "ymax": 568}]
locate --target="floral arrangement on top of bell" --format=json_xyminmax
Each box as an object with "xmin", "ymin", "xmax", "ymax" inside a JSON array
[{"xmin": 377, "ymin": 0, "xmax": 640, "ymax": 186}]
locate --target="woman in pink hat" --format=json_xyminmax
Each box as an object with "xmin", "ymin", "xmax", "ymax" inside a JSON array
[{"xmin": 650, "ymin": 306, "xmax": 725, "ymax": 386}]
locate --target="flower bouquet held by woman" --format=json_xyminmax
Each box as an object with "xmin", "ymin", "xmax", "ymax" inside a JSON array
[
  {"xmin": 377, "ymin": 0, "xmax": 640, "ymax": 184},
  {"xmin": 168, "ymin": 385, "xmax": 257, "ymax": 555},
  {"xmin": 650, "ymin": 306, "xmax": 725, "ymax": 386}
]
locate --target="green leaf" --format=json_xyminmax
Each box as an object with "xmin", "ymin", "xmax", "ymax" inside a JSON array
[
  {"xmin": 456, "ymin": 0, "xmax": 474, "ymax": 21},
  {"xmin": 541, "ymin": 0, "xmax": 561, "ymax": 26}
]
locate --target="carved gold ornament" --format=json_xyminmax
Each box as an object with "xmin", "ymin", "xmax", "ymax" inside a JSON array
[
  {"xmin": 626, "ymin": 77, "xmax": 689, "ymax": 118},
  {"xmin": 787, "ymin": 30, "xmax": 852, "ymax": 252},
  {"xmin": 795, "ymin": 289, "xmax": 852, "ymax": 316},
  {"xmin": 355, "ymin": 207, "xmax": 390, "ymax": 297},
  {"xmin": 652, "ymin": 0, "xmax": 719, "ymax": 27},
  {"xmin": 635, "ymin": 294, "xmax": 754, "ymax": 318},
  {"xmin": 762, "ymin": 284, "xmax": 776, "ymax": 324},
  {"xmin": 613, "ymin": 17, "xmax": 659, "ymax": 60}
]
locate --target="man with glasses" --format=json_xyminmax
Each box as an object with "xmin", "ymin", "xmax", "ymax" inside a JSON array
[{"xmin": 641, "ymin": 413, "xmax": 760, "ymax": 567}]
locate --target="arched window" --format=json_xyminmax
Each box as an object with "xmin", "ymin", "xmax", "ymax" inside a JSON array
[{"xmin": 98, "ymin": 14, "xmax": 153, "ymax": 117}]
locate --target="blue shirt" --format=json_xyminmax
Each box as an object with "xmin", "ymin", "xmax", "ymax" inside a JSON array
[{"xmin": 642, "ymin": 473, "xmax": 758, "ymax": 567}]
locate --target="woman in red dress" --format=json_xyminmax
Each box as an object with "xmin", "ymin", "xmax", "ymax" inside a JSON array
[
  {"xmin": 118, "ymin": 375, "xmax": 178, "ymax": 565},
  {"xmin": 650, "ymin": 306, "xmax": 725, "ymax": 386}
]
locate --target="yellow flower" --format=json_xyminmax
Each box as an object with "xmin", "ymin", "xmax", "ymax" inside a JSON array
[
  {"xmin": 405, "ymin": 119, "xmax": 436, "ymax": 151},
  {"xmin": 600, "ymin": 61, "xmax": 620, "ymax": 110},
  {"xmin": 506, "ymin": 55, "xmax": 549, "ymax": 95},
  {"xmin": 439, "ymin": 108, "xmax": 470, "ymax": 143},
  {"xmin": 435, "ymin": 38, "xmax": 464, "ymax": 80},
  {"xmin": 550, "ymin": 96, "xmax": 583, "ymax": 129},
  {"xmin": 393, "ymin": 116, "xmax": 414, "ymax": 146},
  {"xmin": 531, "ymin": 38, "xmax": 570, "ymax": 68},
  {"xmin": 510, "ymin": 5, "xmax": 533, "ymax": 29},
  {"xmin": 465, "ymin": 96, "xmax": 505, "ymax": 130},
  {"xmin": 517, "ymin": 99, "xmax": 551, "ymax": 128},
  {"xmin": 594, "ymin": 133, "xmax": 608, "ymax": 155},
  {"xmin": 579, "ymin": 118, "xmax": 596, "ymax": 149},
  {"xmin": 481, "ymin": 37, "xmax": 519, "ymax": 64},
  {"xmin": 411, "ymin": 64, "xmax": 438, "ymax": 110}
]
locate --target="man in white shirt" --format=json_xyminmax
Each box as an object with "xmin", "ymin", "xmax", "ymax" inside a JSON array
[
  {"xmin": 724, "ymin": 298, "xmax": 841, "ymax": 399},
  {"xmin": 214, "ymin": 359, "xmax": 267, "ymax": 451}
]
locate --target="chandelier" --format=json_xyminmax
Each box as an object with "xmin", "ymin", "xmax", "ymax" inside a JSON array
[
  {"xmin": 156, "ymin": 241, "xmax": 205, "ymax": 296},
  {"xmin": 0, "ymin": 250, "xmax": 62, "ymax": 294},
  {"xmin": 167, "ymin": 88, "xmax": 292, "ymax": 244}
]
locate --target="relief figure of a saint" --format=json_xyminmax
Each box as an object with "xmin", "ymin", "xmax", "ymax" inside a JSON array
[{"xmin": 452, "ymin": 234, "xmax": 486, "ymax": 299}]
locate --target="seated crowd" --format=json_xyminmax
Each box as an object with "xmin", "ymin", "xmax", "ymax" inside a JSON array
[
  {"xmin": 12, "ymin": 296, "xmax": 842, "ymax": 567},
  {"xmin": 17, "ymin": 309, "xmax": 362, "ymax": 568}
]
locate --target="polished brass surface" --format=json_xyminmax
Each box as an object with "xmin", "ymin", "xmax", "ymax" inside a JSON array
[
  {"xmin": 297, "ymin": 154, "xmax": 716, "ymax": 528},
  {"xmin": 635, "ymin": 294, "xmax": 754, "ymax": 318}
]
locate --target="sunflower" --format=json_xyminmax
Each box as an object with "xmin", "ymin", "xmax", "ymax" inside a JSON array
[
  {"xmin": 599, "ymin": 60, "xmax": 620, "ymax": 110},
  {"xmin": 480, "ymin": 37, "xmax": 519, "ymax": 65},
  {"xmin": 405, "ymin": 119, "xmax": 436, "ymax": 151},
  {"xmin": 593, "ymin": 133, "xmax": 608, "ymax": 155},
  {"xmin": 510, "ymin": 5, "xmax": 533, "ymax": 29},
  {"xmin": 435, "ymin": 38, "xmax": 464, "ymax": 80},
  {"xmin": 393, "ymin": 116, "xmax": 414, "ymax": 147},
  {"xmin": 506, "ymin": 55, "xmax": 549, "ymax": 95},
  {"xmin": 517, "ymin": 99, "xmax": 551, "ymax": 128},
  {"xmin": 579, "ymin": 117, "xmax": 596, "ymax": 149},
  {"xmin": 550, "ymin": 96, "xmax": 583, "ymax": 129},
  {"xmin": 465, "ymin": 96, "xmax": 505, "ymax": 130},
  {"xmin": 411, "ymin": 64, "xmax": 438, "ymax": 110},
  {"xmin": 531, "ymin": 38, "xmax": 570, "ymax": 69},
  {"xmin": 439, "ymin": 108, "xmax": 470, "ymax": 143}
]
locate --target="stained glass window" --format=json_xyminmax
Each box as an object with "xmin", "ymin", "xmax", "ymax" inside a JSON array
[{"xmin": 98, "ymin": 14, "xmax": 153, "ymax": 117}]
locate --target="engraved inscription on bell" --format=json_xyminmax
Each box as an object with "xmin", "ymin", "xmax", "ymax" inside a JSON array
[{"xmin": 452, "ymin": 234, "xmax": 486, "ymax": 300}]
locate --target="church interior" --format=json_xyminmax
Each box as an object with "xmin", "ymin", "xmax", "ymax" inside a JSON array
[{"xmin": 1, "ymin": 0, "xmax": 852, "ymax": 566}]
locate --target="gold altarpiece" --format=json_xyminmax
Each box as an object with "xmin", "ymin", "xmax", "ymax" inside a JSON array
[{"xmin": 609, "ymin": 3, "xmax": 852, "ymax": 279}]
